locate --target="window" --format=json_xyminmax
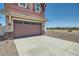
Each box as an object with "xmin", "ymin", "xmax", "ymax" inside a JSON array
[
  {"xmin": 18, "ymin": 3, "xmax": 29, "ymax": 8},
  {"xmin": 18, "ymin": 3, "xmax": 26, "ymax": 8},
  {"xmin": 27, "ymin": 3, "xmax": 29, "ymax": 9},
  {"xmin": 15, "ymin": 20, "xmax": 23, "ymax": 24},
  {"xmin": 35, "ymin": 3, "xmax": 41, "ymax": 13}
]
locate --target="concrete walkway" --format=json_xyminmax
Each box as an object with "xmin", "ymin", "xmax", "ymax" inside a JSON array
[{"xmin": 14, "ymin": 35, "xmax": 79, "ymax": 56}]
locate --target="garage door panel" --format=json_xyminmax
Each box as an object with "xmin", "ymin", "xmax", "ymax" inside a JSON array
[{"xmin": 14, "ymin": 20, "xmax": 41, "ymax": 38}]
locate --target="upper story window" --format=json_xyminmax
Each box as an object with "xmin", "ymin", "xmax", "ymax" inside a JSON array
[
  {"xmin": 35, "ymin": 3, "xmax": 41, "ymax": 13},
  {"xmin": 18, "ymin": 3, "xmax": 26, "ymax": 8},
  {"xmin": 18, "ymin": 3, "xmax": 29, "ymax": 9},
  {"xmin": 27, "ymin": 3, "xmax": 29, "ymax": 9}
]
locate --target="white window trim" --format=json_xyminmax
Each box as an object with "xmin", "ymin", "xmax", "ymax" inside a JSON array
[
  {"xmin": 35, "ymin": 3, "xmax": 41, "ymax": 13},
  {"xmin": 18, "ymin": 3, "xmax": 27, "ymax": 8}
]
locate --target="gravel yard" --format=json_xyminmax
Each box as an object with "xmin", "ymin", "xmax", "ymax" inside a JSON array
[
  {"xmin": 0, "ymin": 39, "xmax": 18, "ymax": 56},
  {"xmin": 46, "ymin": 30, "xmax": 79, "ymax": 43}
]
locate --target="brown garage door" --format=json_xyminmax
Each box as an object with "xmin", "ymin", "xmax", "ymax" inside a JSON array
[{"xmin": 13, "ymin": 20, "xmax": 42, "ymax": 38}]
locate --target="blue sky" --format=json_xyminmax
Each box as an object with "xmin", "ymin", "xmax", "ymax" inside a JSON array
[
  {"xmin": 0, "ymin": 3, "xmax": 5, "ymax": 26},
  {"xmin": 0, "ymin": 3, "xmax": 79, "ymax": 27},
  {"xmin": 45, "ymin": 3, "xmax": 79, "ymax": 28}
]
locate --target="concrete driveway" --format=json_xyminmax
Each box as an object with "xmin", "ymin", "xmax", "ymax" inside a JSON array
[{"xmin": 14, "ymin": 35, "xmax": 79, "ymax": 56}]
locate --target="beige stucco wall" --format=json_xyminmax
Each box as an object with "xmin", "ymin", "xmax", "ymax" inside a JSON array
[{"xmin": 6, "ymin": 16, "xmax": 13, "ymax": 32}]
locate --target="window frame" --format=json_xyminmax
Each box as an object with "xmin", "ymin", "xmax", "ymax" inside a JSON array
[
  {"xmin": 27, "ymin": 3, "xmax": 30, "ymax": 9},
  {"xmin": 35, "ymin": 3, "xmax": 41, "ymax": 13},
  {"xmin": 18, "ymin": 3, "xmax": 27, "ymax": 8}
]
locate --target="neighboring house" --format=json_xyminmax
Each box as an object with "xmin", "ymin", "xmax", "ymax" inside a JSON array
[
  {"xmin": 0, "ymin": 25, "xmax": 5, "ymax": 36},
  {"xmin": 1, "ymin": 3, "xmax": 46, "ymax": 38}
]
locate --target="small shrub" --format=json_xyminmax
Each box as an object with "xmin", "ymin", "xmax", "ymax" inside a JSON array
[{"xmin": 68, "ymin": 29, "xmax": 72, "ymax": 32}]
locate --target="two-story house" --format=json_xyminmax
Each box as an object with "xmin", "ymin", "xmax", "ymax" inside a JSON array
[{"xmin": 1, "ymin": 3, "xmax": 46, "ymax": 38}]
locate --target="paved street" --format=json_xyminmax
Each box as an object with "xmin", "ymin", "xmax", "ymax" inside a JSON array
[{"xmin": 14, "ymin": 35, "xmax": 79, "ymax": 56}]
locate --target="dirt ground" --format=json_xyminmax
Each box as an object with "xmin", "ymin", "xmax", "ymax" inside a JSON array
[
  {"xmin": 0, "ymin": 30, "xmax": 79, "ymax": 56},
  {"xmin": 0, "ymin": 39, "xmax": 18, "ymax": 56},
  {"xmin": 46, "ymin": 30, "xmax": 79, "ymax": 43}
]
